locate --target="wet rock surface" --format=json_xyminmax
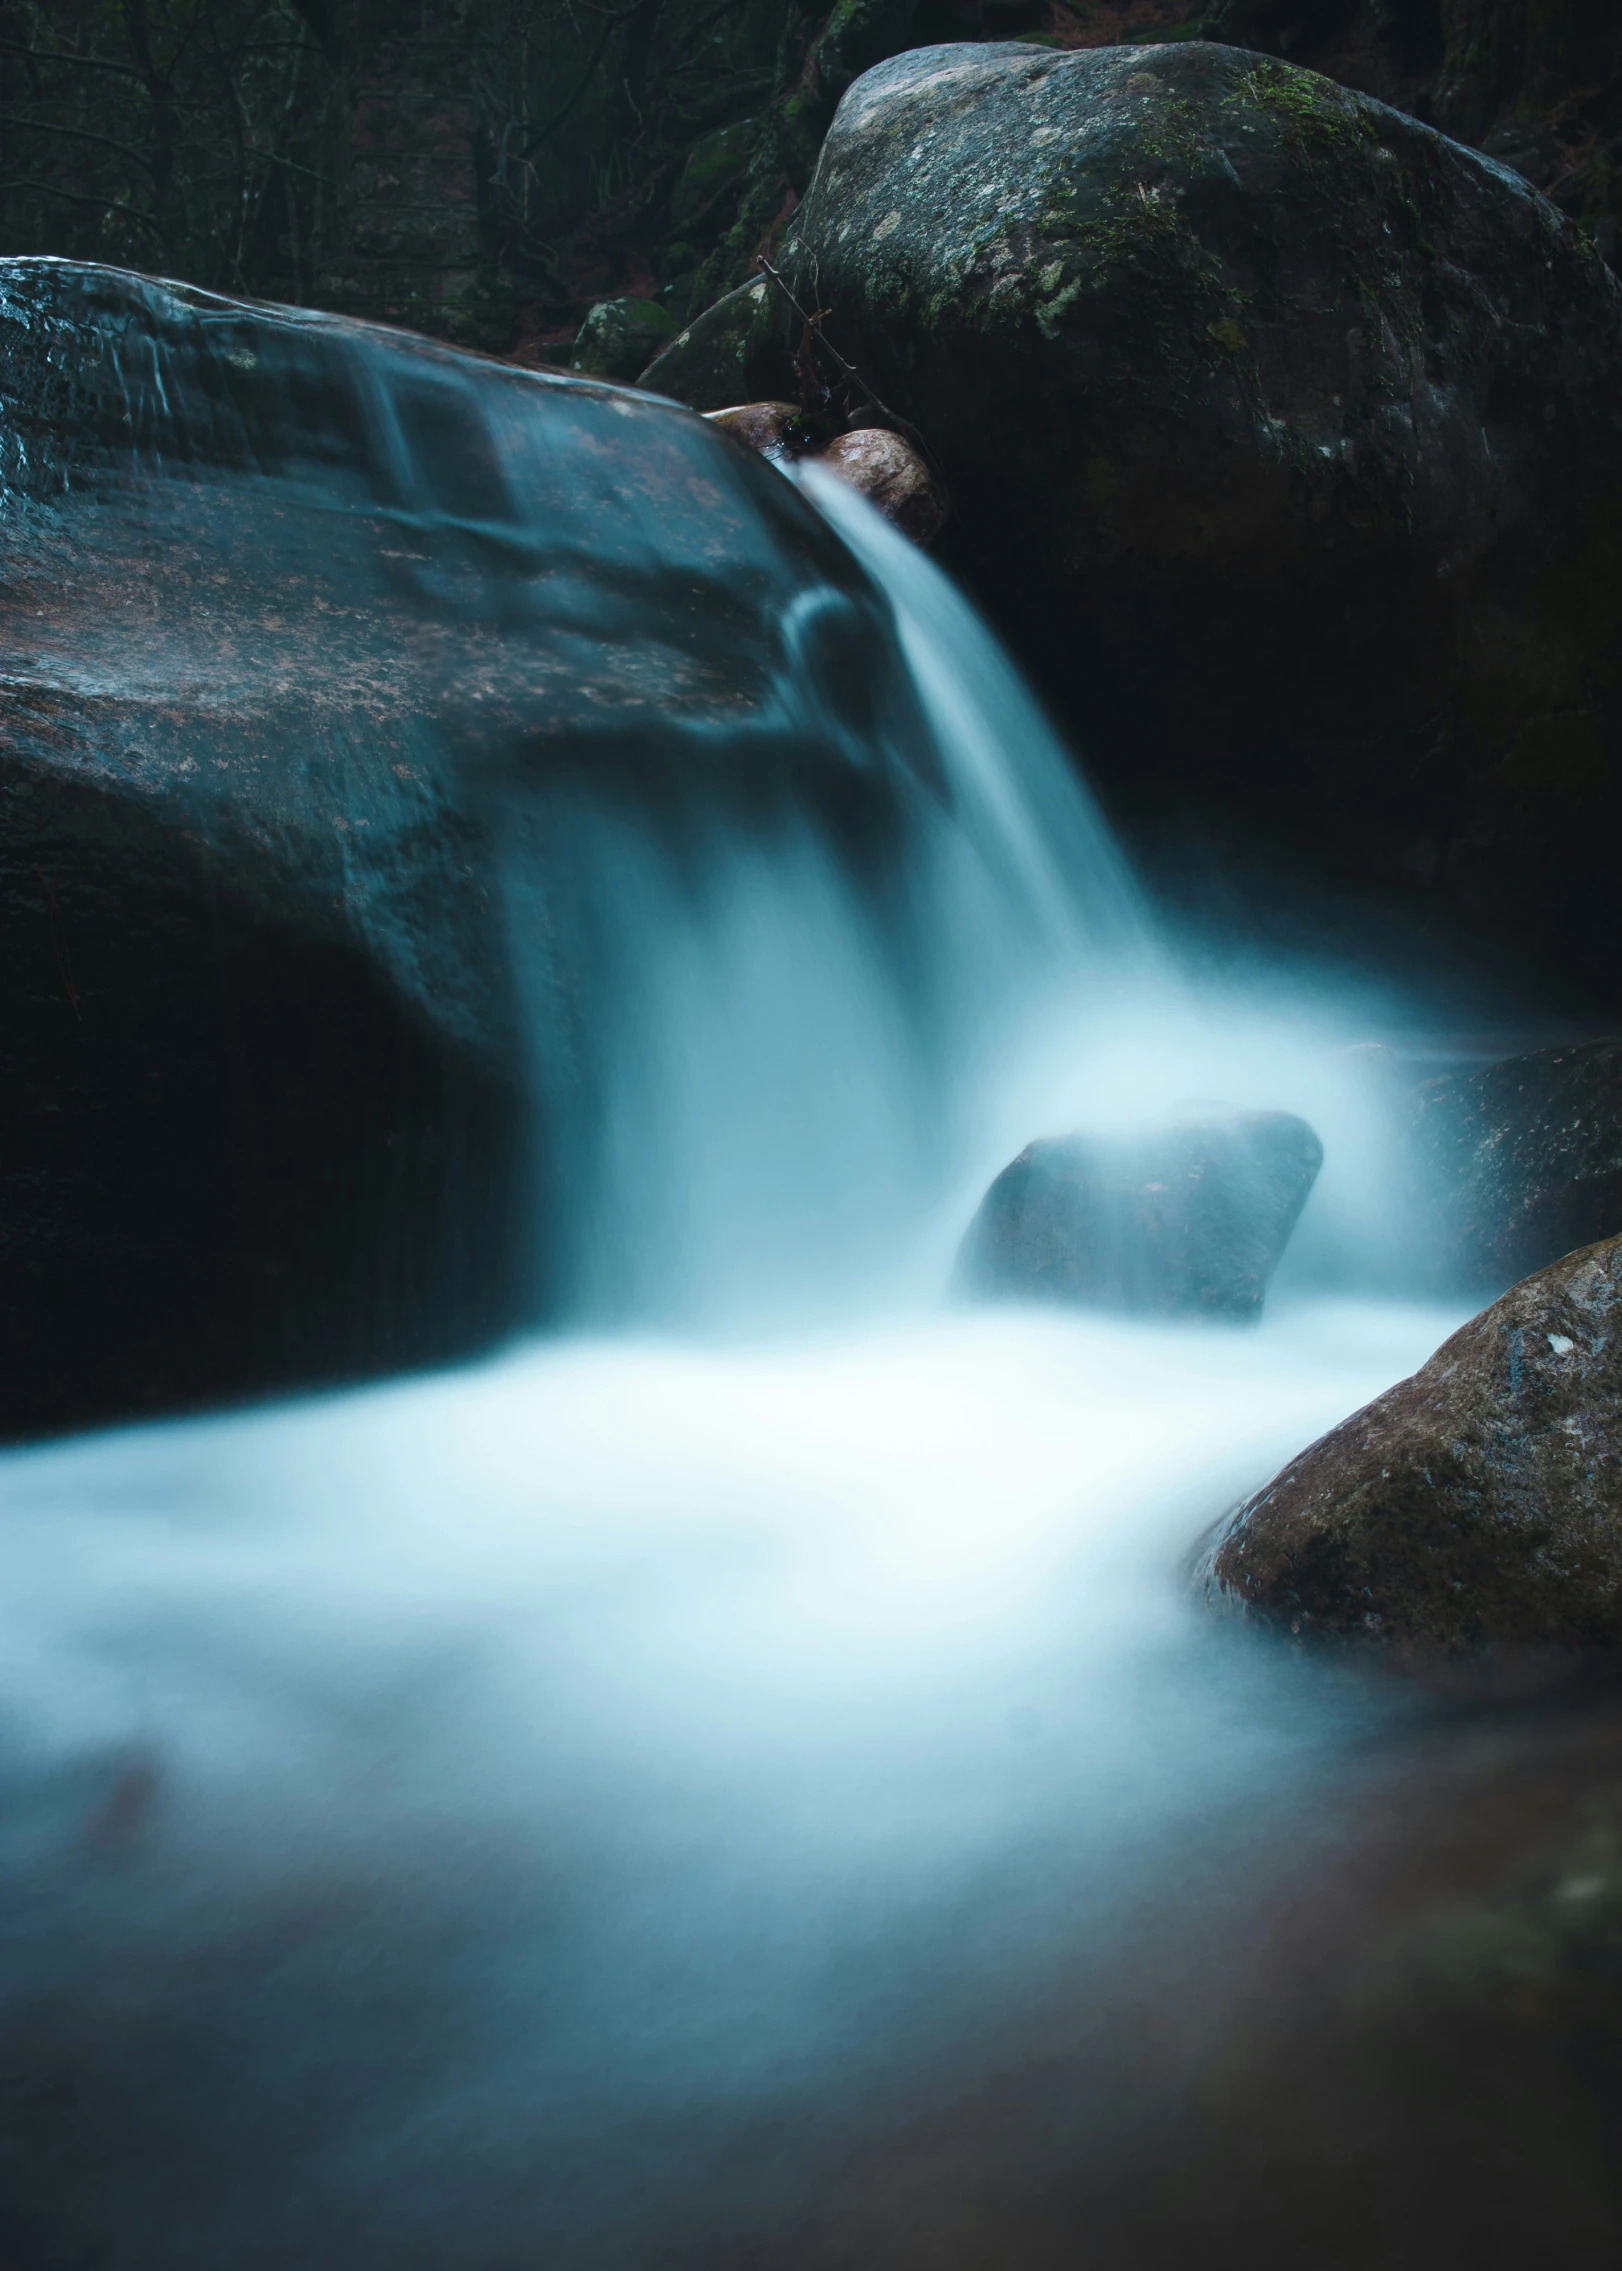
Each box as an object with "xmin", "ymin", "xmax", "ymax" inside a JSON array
[
  {"xmin": 1198, "ymin": 1234, "xmax": 1622, "ymax": 1660},
  {"xmin": 1410, "ymin": 1036, "xmax": 1622, "ymax": 1289},
  {"xmin": 0, "ymin": 257, "xmax": 926, "ymax": 1438},
  {"xmin": 648, "ymin": 40, "xmax": 1622, "ymax": 971},
  {"xmin": 959, "ymin": 1110, "xmax": 1322, "ymax": 1319}
]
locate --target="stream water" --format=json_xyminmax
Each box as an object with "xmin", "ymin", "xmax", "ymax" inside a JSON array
[{"xmin": 0, "ymin": 443, "xmax": 1488, "ymax": 2263}]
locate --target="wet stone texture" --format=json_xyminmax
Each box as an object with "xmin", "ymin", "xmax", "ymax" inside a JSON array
[
  {"xmin": 1197, "ymin": 1233, "xmax": 1622, "ymax": 1661},
  {"xmin": 958, "ymin": 1110, "xmax": 1322, "ymax": 1320},
  {"xmin": 647, "ymin": 40, "xmax": 1622, "ymax": 979},
  {"xmin": 1410, "ymin": 1036, "xmax": 1622, "ymax": 1289},
  {"xmin": 0, "ymin": 256, "xmax": 927, "ymax": 1438}
]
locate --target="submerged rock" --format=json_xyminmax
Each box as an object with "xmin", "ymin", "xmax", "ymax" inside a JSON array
[
  {"xmin": 1197, "ymin": 1235, "xmax": 1622, "ymax": 1661},
  {"xmin": 1409, "ymin": 1037, "xmax": 1622, "ymax": 1288},
  {"xmin": 0, "ymin": 258, "xmax": 931, "ymax": 1437},
  {"xmin": 647, "ymin": 40, "xmax": 1622, "ymax": 960},
  {"xmin": 958, "ymin": 1110, "xmax": 1322, "ymax": 1319}
]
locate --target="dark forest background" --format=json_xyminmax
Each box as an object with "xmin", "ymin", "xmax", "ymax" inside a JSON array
[{"xmin": 0, "ymin": 2, "xmax": 1617, "ymax": 361}]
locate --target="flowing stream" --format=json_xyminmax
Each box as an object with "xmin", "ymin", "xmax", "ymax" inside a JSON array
[{"xmin": 0, "ymin": 453, "xmax": 1479, "ymax": 2265}]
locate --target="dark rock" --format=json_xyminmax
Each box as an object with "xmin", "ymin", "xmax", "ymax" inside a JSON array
[
  {"xmin": 571, "ymin": 294, "xmax": 681, "ymax": 381},
  {"xmin": 1197, "ymin": 1234, "xmax": 1622, "ymax": 1660},
  {"xmin": 1410, "ymin": 1037, "xmax": 1622, "ymax": 1289},
  {"xmin": 651, "ymin": 41, "xmax": 1622, "ymax": 974},
  {"xmin": 668, "ymin": 116, "xmax": 760, "ymax": 243},
  {"xmin": 0, "ymin": 257, "xmax": 930, "ymax": 1439},
  {"xmin": 958, "ymin": 1110, "xmax": 1323, "ymax": 1319},
  {"xmin": 817, "ymin": 427, "xmax": 947, "ymax": 544},
  {"xmin": 1205, "ymin": 1, "xmax": 1622, "ymax": 261}
]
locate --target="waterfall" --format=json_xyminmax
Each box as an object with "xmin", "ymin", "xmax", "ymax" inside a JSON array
[
  {"xmin": 514, "ymin": 463, "xmax": 1426, "ymax": 1327},
  {"xmin": 0, "ymin": 322, "xmax": 1479, "ymax": 2270},
  {"xmin": 513, "ymin": 464, "xmax": 1152, "ymax": 1327}
]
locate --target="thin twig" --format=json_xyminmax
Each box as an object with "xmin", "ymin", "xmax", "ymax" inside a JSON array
[
  {"xmin": 0, "ymin": 179, "xmax": 164, "ymax": 231},
  {"xmin": 0, "ymin": 38, "xmax": 144, "ymax": 76},
  {"xmin": 754, "ymin": 255, "xmax": 936, "ymax": 467},
  {"xmin": 0, "ymin": 111, "xmax": 159, "ymax": 173}
]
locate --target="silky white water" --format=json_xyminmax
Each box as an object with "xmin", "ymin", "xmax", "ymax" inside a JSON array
[{"xmin": 0, "ymin": 477, "xmax": 1477, "ymax": 2264}]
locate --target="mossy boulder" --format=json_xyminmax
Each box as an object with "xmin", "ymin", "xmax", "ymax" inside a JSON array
[
  {"xmin": 570, "ymin": 294, "xmax": 680, "ymax": 381},
  {"xmin": 668, "ymin": 118, "xmax": 759, "ymax": 241},
  {"xmin": 1195, "ymin": 1234, "xmax": 1622, "ymax": 1661},
  {"xmin": 650, "ymin": 40, "xmax": 1622, "ymax": 964},
  {"xmin": 644, "ymin": 275, "xmax": 775, "ymax": 405}
]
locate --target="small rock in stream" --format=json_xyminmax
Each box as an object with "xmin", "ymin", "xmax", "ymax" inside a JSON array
[
  {"xmin": 704, "ymin": 403, "xmax": 946, "ymax": 542},
  {"xmin": 815, "ymin": 427, "xmax": 946, "ymax": 545},
  {"xmin": 958, "ymin": 1109, "xmax": 1322, "ymax": 1320}
]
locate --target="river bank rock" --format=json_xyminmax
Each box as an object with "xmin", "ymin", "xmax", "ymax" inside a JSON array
[
  {"xmin": 1409, "ymin": 1036, "xmax": 1622, "ymax": 1289},
  {"xmin": 958, "ymin": 1110, "xmax": 1322, "ymax": 1319},
  {"xmin": 645, "ymin": 40, "xmax": 1622, "ymax": 975},
  {"xmin": 0, "ymin": 257, "xmax": 927, "ymax": 1439},
  {"xmin": 1197, "ymin": 1234, "xmax": 1622, "ymax": 1661}
]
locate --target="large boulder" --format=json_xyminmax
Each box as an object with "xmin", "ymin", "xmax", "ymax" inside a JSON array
[
  {"xmin": 958, "ymin": 1110, "xmax": 1322, "ymax": 1318},
  {"xmin": 1195, "ymin": 1234, "xmax": 1622, "ymax": 1660},
  {"xmin": 646, "ymin": 41, "xmax": 1622, "ymax": 972},
  {"xmin": 1409, "ymin": 1036, "xmax": 1622, "ymax": 1288},
  {"xmin": 0, "ymin": 258, "xmax": 929, "ymax": 1438}
]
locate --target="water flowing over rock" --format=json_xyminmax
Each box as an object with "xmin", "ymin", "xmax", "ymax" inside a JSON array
[
  {"xmin": 1409, "ymin": 1036, "xmax": 1622, "ymax": 1288},
  {"xmin": 646, "ymin": 40, "xmax": 1622, "ymax": 972},
  {"xmin": 817, "ymin": 427, "xmax": 946, "ymax": 544},
  {"xmin": 958, "ymin": 1110, "xmax": 1322, "ymax": 1319},
  {"xmin": 0, "ymin": 257, "xmax": 936, "ymax": 1437},
  {"xmin": 1196, "ymin": 1234, "xmax": 1622, "ymax": 1662},
  {"xmin": 700, "ymin": 402, "xmax": 947, "ymax": 541}
]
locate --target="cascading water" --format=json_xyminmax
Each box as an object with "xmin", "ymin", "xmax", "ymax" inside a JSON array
[
  {"xmin": 0, "ymin": 297, "xmax": 1487, "ymax": 2268},
  {"xmin": 520, "ymin": 461, "xmax": 1153, "ymax": 1326}
]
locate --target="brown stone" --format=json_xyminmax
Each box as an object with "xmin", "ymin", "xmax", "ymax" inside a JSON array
[
  {"xmin": 1196, "ymin": 1234, "xmax": 1622, "ymax": 1662},
  {"xmin": 815, "ymin": 427, "xmax": 947, "ymax": 545}
]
